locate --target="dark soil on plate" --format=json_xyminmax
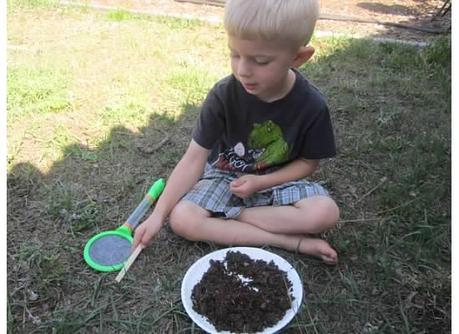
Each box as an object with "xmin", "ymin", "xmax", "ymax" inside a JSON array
[{"xmin": 191, "ymin": 251, "xmax": 294, "ymax": 333}]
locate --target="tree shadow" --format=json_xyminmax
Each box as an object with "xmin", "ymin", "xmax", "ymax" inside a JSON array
[
  {"xmin": 357, "ymin": 2, "xmax": 422, "ymax": 16},
  {"xmin": 7, "ymin": 102, "xmax": 207, "ymax": 332},
  {"xmin": 354, "ymin": 0, "xmax": 451, "ymax": 38},
  {"xmin": 173, "ymin": 0, "xmax": 451, "ymax": 41},
  {"xmin": 314, "ymin": 0, "xmax": 451, "ymax": 43}
]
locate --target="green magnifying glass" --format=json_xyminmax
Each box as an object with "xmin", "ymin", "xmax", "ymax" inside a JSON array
[{"xmin": 83, "ymin": 178, "xmax": 165, "ymax": 272}]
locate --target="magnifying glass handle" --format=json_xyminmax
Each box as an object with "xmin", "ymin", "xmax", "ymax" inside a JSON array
[
  {"xmin": 125, "ymin": 197, "xmax": 153, "ymax": 229},
  {"xmin": 124, "ymin": 178, "xmax": 165, "ymax": 230}
]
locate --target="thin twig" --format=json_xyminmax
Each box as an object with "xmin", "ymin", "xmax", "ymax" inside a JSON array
[
  {"xmin": 306, "ymin": 305, "xmax": 320, "ymax": 334},
  {"xmin": 355, "ymin": 177, "xmax": 387, "ymax": 204},
  {"xmin": 338, "ymin": 218, "xmax": 380, "ymax": 224},
  {"xmin": 137, "ymin": 129, "xmax": 170, "ymax": 154},
  {"xmin": 376, "ymin": 197, "xmax": 419, "ymax": 215},
  {"xmin": 139, "ymin": 136, "xmax": 170, "ymax": 154}
]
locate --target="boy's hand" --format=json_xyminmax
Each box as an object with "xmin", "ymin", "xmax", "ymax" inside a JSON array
[
  {"xmin": 230, "ymin": 175, "xmax": 262, "ymax": 199},
  {"xmin": 132, "ymin": 215, "xmax": 163, "ymax": 251}
]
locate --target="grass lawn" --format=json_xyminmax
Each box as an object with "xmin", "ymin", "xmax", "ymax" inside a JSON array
[{"xmin": 7, "ymin": 1, "xmax": 451, "ymax": 333}]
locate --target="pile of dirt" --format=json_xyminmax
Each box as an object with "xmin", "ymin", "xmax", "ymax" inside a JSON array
[{"xmin": 191, "ymin": 251, "xmax": 294, "ymax": 333}]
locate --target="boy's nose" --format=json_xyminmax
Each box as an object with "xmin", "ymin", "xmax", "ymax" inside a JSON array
[{"xmin": 237, "ymin": 59, "xmax": 252, "ymax": 78}]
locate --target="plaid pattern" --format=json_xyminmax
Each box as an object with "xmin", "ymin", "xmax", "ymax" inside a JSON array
[{"xmin": 182, "ymin": 164, "xmax": 329, "ymax": 219}]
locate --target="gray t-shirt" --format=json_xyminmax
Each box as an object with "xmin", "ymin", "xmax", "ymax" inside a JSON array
[{"xmin": 192, "ymin": 69, "xmax": 336, "ymax": 174}]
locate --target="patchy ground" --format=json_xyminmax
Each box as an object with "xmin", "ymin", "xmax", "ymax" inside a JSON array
[{"xmin": 66, "ymin": 0, "xmax": 451, "ymax": 42}]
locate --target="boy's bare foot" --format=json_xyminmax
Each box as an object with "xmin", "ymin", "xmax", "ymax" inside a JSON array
[{"xmin": 296, "ymin": 237, "xmax": 338, "ymax": 265}]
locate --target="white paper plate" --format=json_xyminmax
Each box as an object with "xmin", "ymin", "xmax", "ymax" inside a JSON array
[{"xmin": 181, "ymin": 247, "xmax": 303, "ymax": 334}]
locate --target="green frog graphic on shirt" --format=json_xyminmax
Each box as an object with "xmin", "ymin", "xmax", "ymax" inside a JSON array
[
  {"xmin": 213, "ymin": 120, "xmax": 291, "ymax": 172},
  {"xmin": 248, "ymin": 120, "xmax": 289, "ymax": 168}
]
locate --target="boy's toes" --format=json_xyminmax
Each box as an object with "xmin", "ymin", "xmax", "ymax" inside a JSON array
[
  {"xmin": 315, "ymin": 240, "xmax": 338, "ymax": 265},
  {"xmin": 297, "ymin": 237, "xmax": 338, "ymax": 265},
  {"xmin": 321, "ymin": 250, "xmax": 338, "ymax": 265}
]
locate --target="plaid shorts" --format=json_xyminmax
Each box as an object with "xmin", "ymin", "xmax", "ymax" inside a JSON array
[{"xmin": 181, "ymin": 164, "xmax": 330, "ymax": 219}]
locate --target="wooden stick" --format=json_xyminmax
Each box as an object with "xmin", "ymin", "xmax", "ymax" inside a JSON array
[
  {"xmin": 115, "ymin": 244, "xmax": 145, "ymax": 283},
  {"xmin": 355, "ymin": 177, "xmax": 387, "ymax": 205}
]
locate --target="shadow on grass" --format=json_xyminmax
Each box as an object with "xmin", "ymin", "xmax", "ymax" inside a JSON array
[
  {"xmin": 7, "ymin": 103, "xmax": 209, "ymax": 333},
  {"xmin": 7, "ymin": 36, "xmax": 451, "ymax": 333}
]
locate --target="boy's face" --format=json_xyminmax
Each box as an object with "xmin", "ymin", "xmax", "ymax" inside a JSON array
[{"xmin": 228, "ymin": 35, "xmax": 300, "ymax": 102}]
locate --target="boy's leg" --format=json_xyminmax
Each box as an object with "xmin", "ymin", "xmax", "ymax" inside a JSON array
[
  {"xmin": 169, "ymin": 200, "xmax": 337, "ymax": 264},
  {"xmin": 238, "ymin": 196, "xmax": 339, "ymax": 235}
]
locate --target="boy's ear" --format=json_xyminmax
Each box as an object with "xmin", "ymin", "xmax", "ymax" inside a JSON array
[{"xmin": 292, "ymin": 46, "xmax": 315, "ymax": 68}]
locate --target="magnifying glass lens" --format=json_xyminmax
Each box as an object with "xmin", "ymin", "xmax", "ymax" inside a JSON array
[{"xmin": 88, "ymin": 235, "xmax": 132, "ymax": 266}]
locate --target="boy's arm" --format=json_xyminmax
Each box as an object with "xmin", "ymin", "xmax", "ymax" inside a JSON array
[
  {"xmin": 230, "ymin": 158, "xmax": 319, "ymax": 199},
  {"xmin": 132, "ymin": 140, "xmax": 209, "ymax": 248}
]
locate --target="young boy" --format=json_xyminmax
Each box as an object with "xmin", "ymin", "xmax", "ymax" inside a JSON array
[{"xmin": 133, "ymin": 0, "xmax": 339, "ymax": 264}]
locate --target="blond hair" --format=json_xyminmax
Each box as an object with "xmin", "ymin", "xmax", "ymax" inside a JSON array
[{"xmin": 224, "ymin": 0, "xmax": 320, "ymax": 48}]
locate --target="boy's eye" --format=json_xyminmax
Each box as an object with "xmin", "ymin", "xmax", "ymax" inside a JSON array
[{"xmin": 254, "ymin": 58, "xmax": 270, "ymax": 65}]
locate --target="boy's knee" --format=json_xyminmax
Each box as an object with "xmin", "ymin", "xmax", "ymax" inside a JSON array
[
  {"xmin": 298, "ymin": 196, "xmax": 339, "ymax": 230},
  {"xmin": 315, "ymin": 196, "xmax": 339, "ymax": 228},
  {"xmin": 169, "ymin": 201, "xmax": 207, "ymax": 241},
  {"xmin": 169, "ymin": 201, "xmax": 193, "ymax": 236}
]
